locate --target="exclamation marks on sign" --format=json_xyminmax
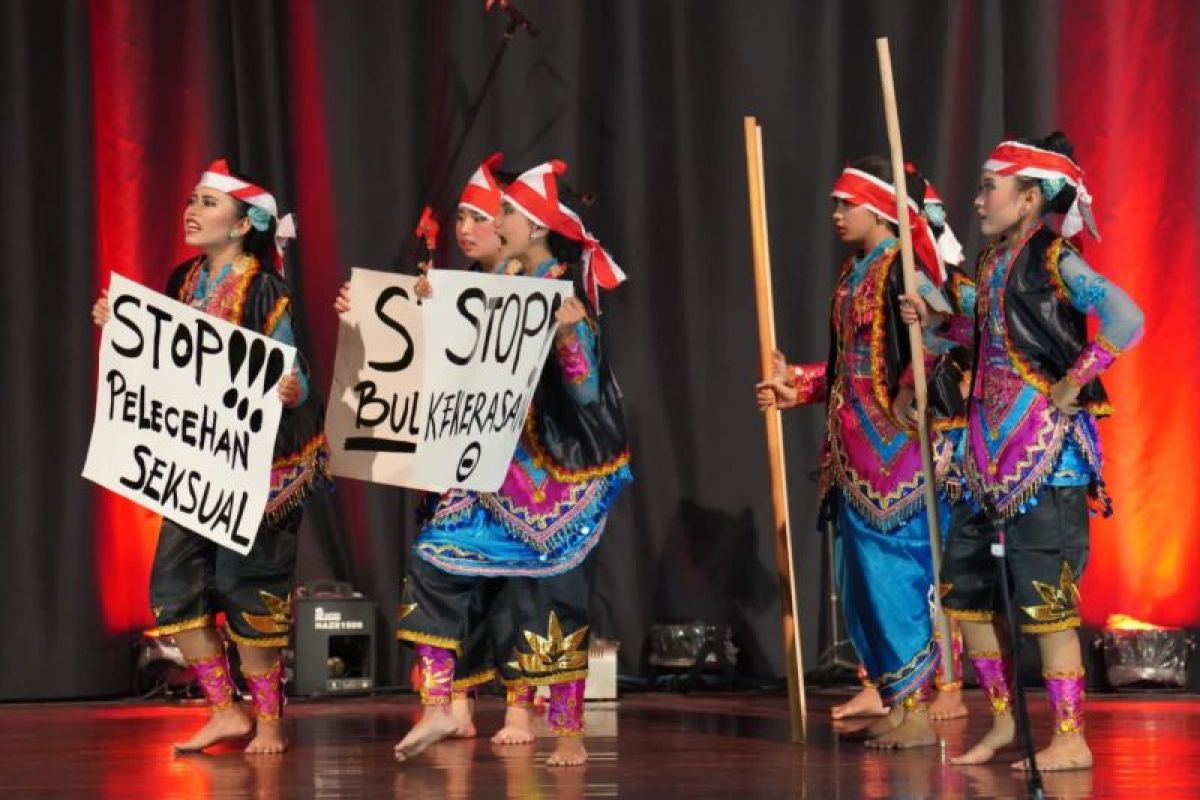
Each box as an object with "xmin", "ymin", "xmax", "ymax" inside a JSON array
[{"xmin": 224, "ymin": 330, "xmax": 288, "ymax": 433}]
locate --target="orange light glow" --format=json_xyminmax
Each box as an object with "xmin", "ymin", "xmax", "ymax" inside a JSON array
[
  {"xmin": 1105, "ymin": 614, "xmax": 1171, "ymax": 633},
  {"xmin": 1060, "ymin": 2, "xmax": 1200, "ymax": 628}
]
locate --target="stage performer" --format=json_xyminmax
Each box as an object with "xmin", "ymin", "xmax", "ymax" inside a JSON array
[
  {"xmin": 388, "ymin": 159, "xmax": 632, "ymax": 767},
  {"xmin": 756, "ymin": 158, "xmax": 967, "ymax": 749},
  {"xmin": 828, "ymin": 175, "xmax": 974, "ymax": 724},
  {"xmin": 901, "ymin": 132, "xmax": 1144, "ymax": 770},
  {"xmin": 337, "ymin": 154, "xmax": 518, "ymax": 744},
  {"xmin": 91, "ymin": 160, "xmax": 331, "ymax": 754}
]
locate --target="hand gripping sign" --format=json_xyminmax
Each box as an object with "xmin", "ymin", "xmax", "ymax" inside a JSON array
[
  {"xmin": 83, "ymin": 273, "xmax": 294, "ymax": 555},
  {"xmin": 325, "ymin": 267, "xmax": 572, "ymax": 492}
]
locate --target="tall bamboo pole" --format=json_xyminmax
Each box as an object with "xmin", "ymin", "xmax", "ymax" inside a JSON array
[
  {"xmin": 875, "ymin": 38, "xmax": 954, "ymax": 682},
  {"xmin": 744, "ymin": 116, "xmax": 808, "ymax": 741}
]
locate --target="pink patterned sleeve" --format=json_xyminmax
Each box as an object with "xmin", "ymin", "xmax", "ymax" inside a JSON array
[
  {"xmin": 556, "ymin": 335, "xmax": 592, "ymax": 383},
  {"xmin": 1067, "ymin": 336, "xmax": 1121, "ymax": 386},
  {"xmin": 554, "ymin": 321, "xmax": 601, "ymax": 404},
  {"xmin": 789, "ymin": 363, "xmax": 828, "ymax": 405}
]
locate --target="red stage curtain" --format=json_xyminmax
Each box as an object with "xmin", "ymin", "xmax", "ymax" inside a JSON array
[
  {"xmin": 89, "ymin": 0, "xmax": 216, "ymax": 633},
  {"xmin": 1058, "ymin": 0, "xmax": 1200, "ymax": 627}
]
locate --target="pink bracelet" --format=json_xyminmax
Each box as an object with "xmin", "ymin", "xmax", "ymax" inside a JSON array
[{"xmin": 1066, "ymin": 338, "xmax": 1120, "ymax": 386}]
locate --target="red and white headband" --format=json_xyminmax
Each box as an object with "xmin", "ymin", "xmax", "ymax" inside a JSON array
[
  {"xmin": 983, "ymin": 141, "xmax": 1099, "ymax": 240},
  {"xmin": 831, "ymin": 167, "xmax": 945, "ymax": 284},
  {"xmin": 503, "ymin": 160, "xmax": 627, "ymax": 309},
  {"xmin": 459, "ymin": 152, "xmax": 504, "ymax": 220},
  {"xmin": 197, "ymin": 159, "xmax": 297, "ymax": 273}
]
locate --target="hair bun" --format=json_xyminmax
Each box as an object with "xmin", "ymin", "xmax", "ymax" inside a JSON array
[{"xmin": 1040, "ymin": 131, "xmax": 1076, "ymax": 160}]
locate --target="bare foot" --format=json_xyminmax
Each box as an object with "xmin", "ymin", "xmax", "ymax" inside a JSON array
[
  {"xmin": 929, "ymin": 686, "xmax": 968, "ymax": 721},
  {"xmin": 491, "ymin": 704, "xmax": 536, "ymax": 745},
  {"xmin": 547, "ymin": 736, "xmax": 587, "ymax": 767},
  {"xmin": 1012, "ymin": 733, "xmax": 1092, "ymax": 772},
  {"xmin": 245, "ymin": 718, "xmax": 287, "ymax": 755},
  {"xmin": 865, "ymin": 708, "xmax": 937, "ymax": 750},
  {"xmin": 951, "ymin": 712, "xmax": 1015, "ymax": 765},
  {"xmin": 173, "ymin": 705, "xmax": 254, "ymax": 753},
  {"xmin": 394, "ymin": 706, "xmax": 461, "ymax": 762},
  {"xmin": 862, "ymin": 704, "xmax": 903, "ymax": 739},
  {"xmin": 832, "ymin": 685, "xmax": 889, "ymax": 719},
  {"xmin": 451, "ymin": 696, "xmax": 477, "ymax": 739}
]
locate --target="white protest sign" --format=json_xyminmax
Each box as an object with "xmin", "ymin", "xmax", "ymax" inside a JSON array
[
  {"xmin": 325, "ymin": 270, "xmax": 428, "ymax": 489},
  {"xmin": 422, "ymin": 268, "xmax": 571, "ymax": 489},
  {"xmin": 83, "ymin": 273, "xmax": 295, "ymax": 555},
  {"xmin": 325, "ymin": 267, "xmax": 572, "ymax": 492}
]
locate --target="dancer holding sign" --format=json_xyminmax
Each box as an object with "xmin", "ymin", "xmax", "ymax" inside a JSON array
[
  {"xmin": 386, "ymin": 160, "xmax": 630, "ymax": 767},
  {"xmin": 901, "ymin": 133, "xmax": 1144, "ymax": 770},
  {"xmin": 91, "ymin": 161, "xmax": 331, "ymax": 754},
  {"xmin": 336, "ymin": 154, "xmax": 522, "ymax": 741},
  {"xmin": 756, "ymin": 159, "xmax": 967, "ymax": 749}
]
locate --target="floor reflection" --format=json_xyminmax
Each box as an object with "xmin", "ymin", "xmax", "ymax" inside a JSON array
[{"xmin": 1, "ymin": 693, "xmax": 1196, "ymax": 798}]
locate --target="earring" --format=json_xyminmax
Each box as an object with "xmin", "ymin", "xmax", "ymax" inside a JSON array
[{"xmin": 228, "ymin": 229, "xmax": 240, "ymax": 240}]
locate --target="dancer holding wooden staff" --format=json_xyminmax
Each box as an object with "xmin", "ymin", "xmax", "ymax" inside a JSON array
[{"xmin": 754, "ymin": 45, "xmax": 970, "ymax": 745}]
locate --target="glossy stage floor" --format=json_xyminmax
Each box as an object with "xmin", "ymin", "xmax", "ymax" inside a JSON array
[{"xmin": 0, "ymin": 689, "xmax": 1197, "ymax": 799}]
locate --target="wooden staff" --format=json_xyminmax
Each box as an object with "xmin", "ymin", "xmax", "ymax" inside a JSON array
[
  {"xmin": 875, "ymin": 38, "xmax": 955, "ymax": 683},
  {"xmin": 744, "ymin": 116, "xmax": 807, "ymax": 741}
]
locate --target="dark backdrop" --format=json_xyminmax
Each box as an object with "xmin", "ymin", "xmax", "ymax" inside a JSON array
[{"xmin": 2, "ymin": 0, "xmax": 1196, "ymax": 699}]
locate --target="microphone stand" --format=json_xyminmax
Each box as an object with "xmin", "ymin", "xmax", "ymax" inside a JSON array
[
  {"xmin": 392, "ymin": 0, "xmax": 539, "ymax": 271},
  {"xmin": 983, "ymin": 497, "xmax": 1045, "ymax": 800}
]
